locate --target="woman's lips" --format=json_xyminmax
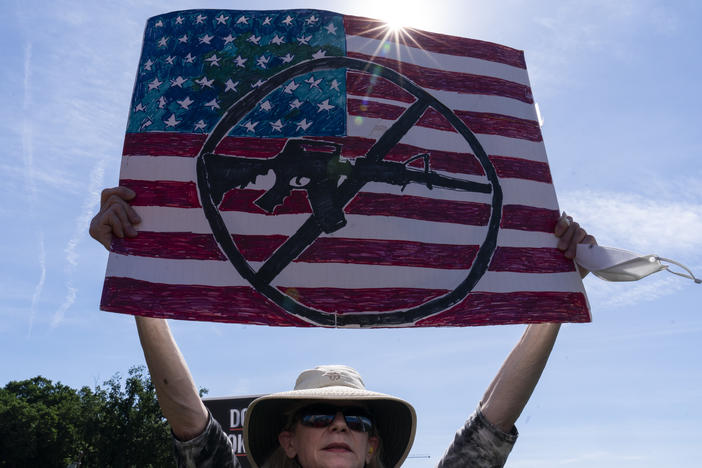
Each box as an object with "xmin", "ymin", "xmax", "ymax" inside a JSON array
[{"xmin": 323, "ymin": 442, "xmax": 352, "ymax": 452}]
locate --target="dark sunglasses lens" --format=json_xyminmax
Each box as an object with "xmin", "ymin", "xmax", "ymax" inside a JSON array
[
  {"xmin": 299, "ymin": 407, "xmax": 373, "ymax": 433},
  {"xmin": 301, "ymin": 413, "xmax": 335, "ymax": 428},
  {"xmin": 343, "ymin": 414, "xmax": 373, "ymax": 432}
]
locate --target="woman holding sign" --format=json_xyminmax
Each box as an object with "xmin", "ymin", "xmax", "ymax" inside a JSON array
[{"xmin": 90, "ymin": 186, "xmax": 595, "ymax": 467}]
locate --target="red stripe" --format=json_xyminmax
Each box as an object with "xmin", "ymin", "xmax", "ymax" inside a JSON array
[
  {"xmin": 219, "ymin": 189, "xmax": 312, "ymax": 214},
  {"xmin": 123, "ymin": 133, "xmax": 286, "ymax": 157},
  {"xmin": 415, "ymin": 291, "xmax": 590, "ymax": 326},
  {"xmin": 347, "ymin": 52, "xmax": 533, "ymax": 103},
  {"xmin": 120, "ymin": 180, "xmax": 201, "ymax": 208},
  {"xmin": 346, "ymin": 192, "xmax": 492, "ymax": 226},
  {"xmin": 489, "ymin": 247, "xmax": 574, "ymax": 273},
  {"xmin": 501, "ymin": 205, "xmax": 559, "ymax": 233},
  {"xmin": 347, "ymin": 99, "xmax": 542, "ymax": 142},
  {"xmin": 101, "ymin": 277, "xmax": 313, "ymax": 326},
  {"xmin": 347, "ymin": 71, "xmax": 415, "ymax": 103},
  {"xmin": 112, "ymin": 232, "xmax": 226, "ymax": 260},
  {"xmin": 279, "ymin": 287, "xmax": 448, "ymax": 312},
  {"xmin": 110, "ymin": 231, "xmax": 570, "ymax": 273},
  {"xmin": 343, "ymin": 16, "xmax": 527, "ymax": 69},
  {"xmin": 298, "ymin": 238, "xmax": 479, "ymax": 269},
  {"xmin": 490, "ymin": 155, "xmax": 552, "ymax": 183}
]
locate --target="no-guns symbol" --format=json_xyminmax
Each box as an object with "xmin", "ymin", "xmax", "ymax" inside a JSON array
[{"xmin": 196, "ymin": 57, "xmax": 503, "ymax": 327}]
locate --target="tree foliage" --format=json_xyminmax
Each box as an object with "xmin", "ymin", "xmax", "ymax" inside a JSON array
[{"xmin": 0, "ymin": 366, "xmax": 173, "ymax": 467}]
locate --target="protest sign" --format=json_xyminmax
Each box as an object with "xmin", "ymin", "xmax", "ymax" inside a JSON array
[{"xmin": 101, "ymin": 9, "xmax": 590, "ymax": 327}]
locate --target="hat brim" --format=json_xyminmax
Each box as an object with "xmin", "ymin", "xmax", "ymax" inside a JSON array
[{"xmin": 244, "ymin": 386, "xmax": 416, "ymax": 468}]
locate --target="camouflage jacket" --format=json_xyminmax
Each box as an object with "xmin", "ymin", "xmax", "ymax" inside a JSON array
[{"xmin": 173, "ymin": 407, "xmax": 517, "ymax": 467}]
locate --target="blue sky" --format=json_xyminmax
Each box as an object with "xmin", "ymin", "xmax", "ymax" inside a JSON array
[{"xmin": 2, "ymin": 1, "xmax": 701, "ymax": 466}]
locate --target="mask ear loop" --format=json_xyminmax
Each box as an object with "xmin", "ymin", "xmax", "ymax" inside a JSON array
[{"xmin": 656, "ymin": 257, "xmax": 702, "ymax": 284}]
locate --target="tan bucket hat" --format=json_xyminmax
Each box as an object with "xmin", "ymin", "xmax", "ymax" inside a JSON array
[{"xmin": 243, "ymin": 365, "xmax": 417, "ymax": 468}]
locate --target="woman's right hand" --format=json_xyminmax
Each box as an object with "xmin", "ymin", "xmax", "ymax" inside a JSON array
[{"xmin": 89, "ymin": 186, "xmax": 141, "ymax": 250}]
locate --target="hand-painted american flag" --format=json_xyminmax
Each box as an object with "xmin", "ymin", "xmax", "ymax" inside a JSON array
[{"xmin": 101, "ymin": 9, "xmax": 590, "ymax": 327}]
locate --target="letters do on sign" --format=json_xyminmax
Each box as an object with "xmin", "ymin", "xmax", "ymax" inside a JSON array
[
  {"xmin": 203, "ymin": 395, "xmax": 263, "ymax": 466},
  {"xmin": 100, "ymin": 9, "xmax": 590, "ymax": 328}
]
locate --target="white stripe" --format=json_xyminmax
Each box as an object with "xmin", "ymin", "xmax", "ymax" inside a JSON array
[
  {"xmin": 131, "ymin": 206, "xmax": 558, "ymax": 247},
  {"xmin": 348, "ymin": 116, "xmax": 549, "ymax": 163},
  {"xmin": 106, "ymin": 253, "xmax": 582, "ymax": 292},
  {"xmin": 349, "ymin": 91, "xmax": 538, "ymax": 122},
  {"xmin": 346, "ymin": 35, "xmax": 531, "ymax": 86}
]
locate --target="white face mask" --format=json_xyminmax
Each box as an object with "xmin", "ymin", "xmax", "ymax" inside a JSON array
[{"xmin": 575, "ymin": 244, "xmax": 701, "ymax": 283}]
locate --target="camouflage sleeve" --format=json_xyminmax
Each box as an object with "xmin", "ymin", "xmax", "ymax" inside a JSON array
[
  {"xmin": 172, "ymin": 411, "xmax": 240, "ymax": 468},
  {"xmin": 437, "ymin": 407, "xmax": 518, "ymax": 468}
]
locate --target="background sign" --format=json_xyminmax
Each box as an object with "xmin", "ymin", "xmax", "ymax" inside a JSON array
[
  {"xmin": 100, "ymin": 9, "xmax": 590, "ymax": 327},
  {"xmin": 203, "ymin": 395, "xmax": 263, "ymax": 467}
]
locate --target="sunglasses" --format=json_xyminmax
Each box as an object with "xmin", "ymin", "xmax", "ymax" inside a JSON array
[{"xmin": 297, "ymin": 405, "xmax": 374, "ymax": 433}]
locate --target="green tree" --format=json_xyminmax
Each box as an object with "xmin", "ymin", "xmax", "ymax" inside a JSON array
[{"xmin": 0, "ymin": 366, "xmax": 174, "ymax": 467}]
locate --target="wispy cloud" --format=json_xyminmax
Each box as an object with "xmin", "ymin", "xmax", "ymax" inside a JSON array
[
  {"xmin": 28, "ymin": 233, "xmax": 46, "ymax": 337},
  {"xmin": 560, "ymin": 185, "xmax": 702, "ymax": 307},
  {"xmin": 52, "ymin": 158, "xmax": 106, "ymax": 327}
]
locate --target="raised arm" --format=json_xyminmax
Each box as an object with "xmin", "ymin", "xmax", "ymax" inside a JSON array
[
  {"xmin": 480, "ymin": 214, "xmax": 596, "ymax": 432},
  {"xmin": 90, "ymin": 187, "xmax": 208, "ymax": 440}
]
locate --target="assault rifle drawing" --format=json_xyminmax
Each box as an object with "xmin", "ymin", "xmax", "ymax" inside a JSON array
[{"xmin": 203, "ymin": 139, "xmax": 492, "ymax": 233}]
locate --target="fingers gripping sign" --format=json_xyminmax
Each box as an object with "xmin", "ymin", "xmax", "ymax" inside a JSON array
[{"xmin": 89, "ymin": 186, "xmax": 142, "ymax": 250}]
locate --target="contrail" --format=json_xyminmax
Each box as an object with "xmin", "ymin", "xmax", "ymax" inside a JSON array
[{"xmin": 28, "ymin": 233, "xmax": 46, "ymax": 337}]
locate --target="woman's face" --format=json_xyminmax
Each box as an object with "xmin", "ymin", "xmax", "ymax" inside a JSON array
[{"xmin": 278, "ymin": 405, "xmax": 379, "ymax": 468}]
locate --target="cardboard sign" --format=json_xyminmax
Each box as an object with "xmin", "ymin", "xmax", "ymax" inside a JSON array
[
  {"xmin": 203, "ymin": 395, "xmax": 262, "ymax": 467},
  {"xmin": 101, "ymin": 9, "xmax": 590, "ymax": 327}
]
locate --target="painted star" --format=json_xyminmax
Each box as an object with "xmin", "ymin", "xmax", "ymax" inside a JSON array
[
  {"xmin": 312, "ymin": 49, "xmax": 327, "ymax": 59},
  {"xmin": 175, "ymin": 16, "xmax": 184, "ymax": 24},
  {"xmin": 199, "ymin": 34, "xmax": 214, "ymax": 45},
  {"xmin": 134, "ymin": 102, "xmax": 146, "ymax": 112},
  {"xmin": 205, "ymin": 98, "xmax": 220, "ymax": 110},
  {"xmin": 283, "ymin": 80, "xmax": 299, "ymax": 94},
  {"xmin": 170, "ymin": 76, "xmax": 187, "ymax": 87},
  {"xmin": 317, "ymin": 99, "xmax": 335, "ymax": 112},
  {"xmin": 158, "ymin": 96, "xmax": 167, "ymax": 108},
  {"xmin": 234, "ymin": 55, "xmax": 247, "ymax": 68},
  {"xmin": 154, "ymin": 20, "xmax": 163, "ymax": 27},
  {"xmin": 236, "ymin": 15, "xmax": 249, "ymax": 25},
  {"xmin": 139, "ymin": 119, "xmax": 152, "ymax": 131},
  {"xmin": 280, "ymin": 53, "xmax": 294, "ymax": 64},
  {"xmin": 282, "ymin": 15, "xmax": 294, "ymax": 26},
  {"xmin": 325, "ymin": 22, "xmax": 338, "ymax": 35},
  {"xmin": 296, "ymin": 118, "xmax": 313, "ymax": 131},
  {"xmin": 158, "ymin": 36, "xmax": 168, "ymax": 47},
  {"xmin": 256, "ymin": 55, "xmax": 270, "ymax": 68},
  {"xmin": 247, "ymin": 34, "xmax": 261, "ymax": 45},
  {"xmin": 194, "ymin": 120, "xmax": 207, "ymax": 131},
  {"xmin": 222, "ymin": 34, "xmax": 236, "ymax": 45},
  {"xmin": 297, "ymin": 35, "xmax": 312, "ymax": 45},
  {"xmin": 205, "ymin": 54, "xmax": 221, "ymax": 67},
  {"xmin": 195, "ymin": 76, "xmax": 214, "ymax": 88},
  {"xmin": 306, "ymin": 15, "xmax": 319, "ymax": 25},
  {"xmin": 143, "ymin": 59, "xmax": 154, "ymax": 71},
  {"xmin": 260, "ymin": 100, "xmax": 272, "ymax": 111},
  {"xmin": 270, "ymin": 119, "xmax": 284, "ymax": 132},
  {"xmin": 250, "ymin": 79, "xmax": 265, "ymax": 88},
  {"xmin": 184, "ymin": 53, "xmax": 196, "ymax": 64},
  {"xmin": 271, "ymin": 34, "xmax": 285, "ymax": 46},
  {"xmin": 165, "ymin": 56, "xmax": 175, "ymax": 65},
  {"xmin": 164, "ymin": 114, "xmax": 180, "ymax": 128},
  {"xmin": 305, "ymin": 76, "xmax": 322, "ymax": 89},
  {"xmin": 289, "ymin": 98, "xmax": 303, "ymax": 109},
  {"xmin": 177, "ymin": 96, "xmax": 194, "ymax": 109},
  {"xmin": 263, "ymin": 16, "xmax": 272, "ymax": 26},
  {"xmin": 178, "ymin": 34, "xmax": 188, "ymax": 43},
  {"xmin": 224, "ymin": 79, "xmax": 239, "ymax": 92},
  {"xmin": 195, "ymin": 14, "xmax": 207, "ymax": 24},
  {"xmin": 243, "ymin": 121, "xmax": 258, "ymax": 133},
  {"xmin": 147, "ymin": 77, "xmax": 162, "ymax": 90},
  {"xmin": 330, "ymin": 79, "xmax": 340, "ymax": 91},
  {"xmin": 215, "ymin": 14, "xmax": 229, "ymax": 24}
]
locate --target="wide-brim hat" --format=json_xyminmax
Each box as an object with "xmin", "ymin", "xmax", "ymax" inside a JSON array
[{"xmin": 244, "ymin": 365, "xmax": 416, "ymax": 468}]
